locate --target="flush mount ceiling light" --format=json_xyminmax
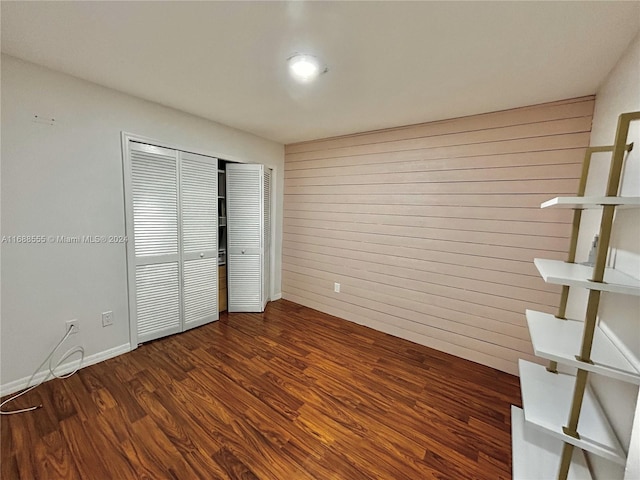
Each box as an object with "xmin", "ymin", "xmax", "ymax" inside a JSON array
[{"xmin": 287, "ymin": 54, "xmax": 327, "ymax": 83}]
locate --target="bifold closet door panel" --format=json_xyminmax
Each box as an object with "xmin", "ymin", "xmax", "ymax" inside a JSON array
[
  {"xmin": 180, "ymin": 152, "xmax": 219, "ymax": 329},
  {"xmin": 130, "ymin": 142, "xmax": 181, "ymax": 342},
  {"xmin": 262, "ymin": 168, "xmax": 272, "ymax": 308},
  {"xmin": 226, "ymin": 163, "xmax": 263, "ymax": 312}
]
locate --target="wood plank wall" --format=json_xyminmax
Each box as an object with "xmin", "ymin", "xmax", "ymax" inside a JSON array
[{"xmin": 282, "ymin": 97, "xmax": 595, "ymax": 375}]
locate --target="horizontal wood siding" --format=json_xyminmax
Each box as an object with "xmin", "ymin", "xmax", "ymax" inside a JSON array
[{"xmin": 283, "ymin": 97, "xmax": 594, "ymax": 375}]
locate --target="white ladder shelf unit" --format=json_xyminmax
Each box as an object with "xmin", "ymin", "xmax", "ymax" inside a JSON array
[{"xmin": 511, "ymin": 111, "xmax": 640, "ymax": 480}]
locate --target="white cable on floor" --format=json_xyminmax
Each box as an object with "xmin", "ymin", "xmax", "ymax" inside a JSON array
[{"xmin": 0, "ymin": 325, "xmax": 85, "ymax": 415}]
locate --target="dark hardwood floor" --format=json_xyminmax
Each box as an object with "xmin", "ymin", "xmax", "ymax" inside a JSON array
[{"xmin": 1, "ymin": 299, "xmax": 522, "ymax": 479}]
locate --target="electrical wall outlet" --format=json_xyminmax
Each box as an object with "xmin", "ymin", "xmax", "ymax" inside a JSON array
[
  {"xmin": 102, "ymin": 311, "xmax": 114, "ymax": 327},
  {"xmin": 334, "ymin": 282, "xmax": 341, "ymax": 293},
  {"xmin": 65, "ymin": 319, "xmax": 79, "ymax": 334}
]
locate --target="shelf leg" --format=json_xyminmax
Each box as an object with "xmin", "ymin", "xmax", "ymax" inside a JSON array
[
  {"xmin": 547, "ymin": 146, "xmax": 589, "ymax": 374},
  {"xmin": 590, "ymin": 205, "xmax": 615, "ymax": 282},
  {"xmin": 556, "ymin": 284, "xmax": 570, "ymax": 321},
  {"xmin": 562, "ymin": 369, "xmax": 589, "ymax": 439},
  {"xmin": 561, "ymin": 293, "xmax": 599, "ymax": 445},
  {"xmin": 575, "ymin": 290, "xmax": 601, "ymax": 363},
  {"xmin": 548, "ymin": 284, "xmax": 572, "ymax": 373},
  {"xmin": 564, "ymin": 211, "xmax": 583, "ymax": 264},
  {"xmin": 556, "ymin": 160, "xmax": 613, "ymax": 476},
  {"xmin": 557, "ymin": 442, "xmax": 575, "ymax": 480}
]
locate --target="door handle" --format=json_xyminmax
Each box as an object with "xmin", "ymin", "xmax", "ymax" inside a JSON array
[
  {"xmin": 241, "ymin": 249, "xmax": 245, "ymax": 254},
  {"xmin": 200, "ymin": 253, "xmax": 205, "ymax": 258}
]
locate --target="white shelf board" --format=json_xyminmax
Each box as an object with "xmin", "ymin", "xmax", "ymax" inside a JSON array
[
  {"xmin": 534, "ymin": 258, "xmax": 640, "ymax": 296},
  {"xmin": 526, "ymin": 310, "xmax": 640, "ymax": 385},
  {"xmin": 519, "ymin": 359, "xmax": 626, "ymax": 465},
  {"xmin": 512, "ymin": 406, "xmax": 591, "ymax": 480},
  {"xmin": 541, "ymin": 196, "xmax": 640, "ymax": 209}
]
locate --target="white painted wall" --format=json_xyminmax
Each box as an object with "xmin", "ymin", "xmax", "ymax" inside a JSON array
[
  {"xmin": 565, "ymin": 34, "xmax": 640, "ymax": 479},
  {"xmin": 0, "ymin": 54, "xmax": 284, "ymax": 393}
]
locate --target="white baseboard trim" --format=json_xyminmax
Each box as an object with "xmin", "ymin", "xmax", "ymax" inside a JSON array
[
  {"xmin": 0, "ymin": 343, "xmax": 131, "ymax": 397},
  {"xmin": 271, "ymin": 292, "xmax": 282, "ymax": 301}
]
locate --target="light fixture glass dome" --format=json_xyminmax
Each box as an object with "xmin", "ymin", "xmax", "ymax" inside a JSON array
[{"xmin": 288, "ymin": 54, "xmax": 324, "ymax": 83}]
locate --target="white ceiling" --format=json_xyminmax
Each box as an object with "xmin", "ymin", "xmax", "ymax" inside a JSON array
[{"xmin": 2, "ymin": 2, "xmax": 639, "ymax": 145}]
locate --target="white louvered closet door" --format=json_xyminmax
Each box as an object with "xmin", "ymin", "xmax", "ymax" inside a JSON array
[
  {"xmin": 262, "ymin": 168, "xmax": 272, "ymax": 309},
  {"xmin": 226, "ymin": 164, "xmax": 264, "ymax": 312},
  {"xmin": 180, "ymin": 152, "xmax": 218, "ymax": 330},
  {"xmin": 130, "ymin": 143, "xmax": 181, "ymax": 343}
]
